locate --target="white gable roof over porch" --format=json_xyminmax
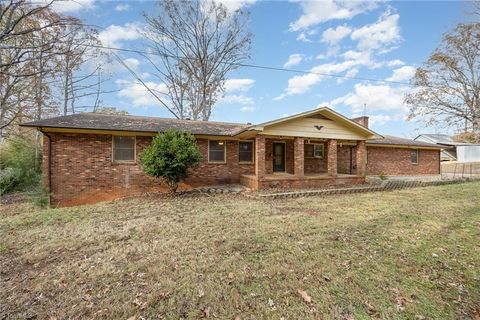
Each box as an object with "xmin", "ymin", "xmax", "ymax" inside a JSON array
[{"xmin": 247, "ymin": 107, "xmax": 381, "ymax": 140}]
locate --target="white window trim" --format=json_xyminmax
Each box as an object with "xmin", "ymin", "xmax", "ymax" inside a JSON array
[
  {"xmin": 411, "ymin": 149, "xmax": 419, "ymax": 165},
  {"xmin": 239, "ymin": 140, "xmax": 255, "ymax": 164},
  {"xmin": 305, "ymin": 143, "xmax": 324, "ymax": 159},
  {"xmin": 112, "ymin": 135, "xmax": 136, "ymax": 163},
  {"xmin": 208, "ymin": 139, "xmax": 227, "ymax": 164}
]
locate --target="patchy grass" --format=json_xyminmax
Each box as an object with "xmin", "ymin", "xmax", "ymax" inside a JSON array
[{"xmin": 1, "ymin": 183, "xmax": 479, "ymax": 319}]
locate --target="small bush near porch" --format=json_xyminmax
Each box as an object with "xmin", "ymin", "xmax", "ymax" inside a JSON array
[
  {"xmin": 1, "ymin": 183, "xmax": 479, "ymax": 319},
  {"xmin": 140, "ymin": 129, "xmax": 202, "ymax": 193}
]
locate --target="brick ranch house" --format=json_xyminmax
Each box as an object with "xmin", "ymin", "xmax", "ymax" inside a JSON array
[{"xmin": 21, "ymin": 107, "xmax": 442, "ymax": 206}]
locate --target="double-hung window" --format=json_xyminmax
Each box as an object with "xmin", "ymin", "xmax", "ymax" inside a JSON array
[
  {"xmin": 239, "ymin": 141, "xmax": 254, "ymax": 163},
  {"xmin": 209, "ymin": 140, "xmax": 226, "ymax": 163},
  {"xmin": 305, "ymin": 143, "xmax": 324, "ymax": 159},
  {"xmin": 113, "ymin": 136, "xmax": 135, "ymax": 162},
  {"xmin": 411, "ymin": 149, "xmax": 419, "ymax": 164}
]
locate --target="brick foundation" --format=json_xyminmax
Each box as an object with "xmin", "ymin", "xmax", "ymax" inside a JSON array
[{"xmin": 240, "ymin": 174, "xmax": 365, "ymax": 190}]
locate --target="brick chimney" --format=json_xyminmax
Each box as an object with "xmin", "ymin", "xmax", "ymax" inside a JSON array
[{"xmin": 352, "ymin": 116, "xmax": 369, "ymax": 128}]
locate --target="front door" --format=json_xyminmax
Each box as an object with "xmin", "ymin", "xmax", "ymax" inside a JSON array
[{"xmin": 273, "ymin": 143, "xmax": 286, "ymax": 172}]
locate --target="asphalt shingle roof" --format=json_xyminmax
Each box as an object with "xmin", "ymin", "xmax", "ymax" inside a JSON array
[
  {"xmin": 367, "ymin": 135, "xmax": 441, "ymax": 148},
  {"xmin": 21, "ymin": 113, "xmax": 250, "ymax": 136},
  {"xmin": 21, "ymin": 113, "xmax": 442, "ymax": 148}
]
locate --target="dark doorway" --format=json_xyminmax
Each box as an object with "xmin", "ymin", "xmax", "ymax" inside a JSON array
[{"xmin": 273, "ymin": 142, "xmax": 286, "ymax": 172}]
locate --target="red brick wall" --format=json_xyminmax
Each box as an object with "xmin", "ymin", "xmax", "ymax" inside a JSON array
[
  {"xmin": 356, "ymin": 141, "xmax": 367, "ymax": 176},
  {"xmin": 304, "ymin": 141, "xmax": 327, "ymax": 174},
  {"xmin": 190, "ymin": 139, "xmax": 255, "ymax": 183},
  {"xmin": 326, "ymin": 139, "xmax": 337, "ymax": 175},
  {"xmin": 264, "ymin": 139, "xmax": 328, "ymax": 174},
  {"xmin": 45, "ymin": 133, "xmax": 254, "ymax": 206},
  {"xmin": 366, "ymin": 146, "xmax": 440, "ymax": 176},
  {"xmin": 265, "ymin": 139, "xmax": 274, "ymax": 174},
  {"xmin": 337, "ymin": 145, "xmax": 353, "ymax": 174},
  {"xmin": 43, "ymin": 132, "xmax": 440, "ymax": 205},
  {"xmin": 304, "ymin": 157, "xmax": 327, "ymax": 174}
]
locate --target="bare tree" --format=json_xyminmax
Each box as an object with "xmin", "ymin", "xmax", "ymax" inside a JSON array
[
  {"xmin": 94, "ymin": 106, "xmax": 129, "ymax": 115},
  {"xmin": 144, "ymin": 0, "xmax": 251, "ymax": 120},
  {"xmin": 473, "ymin": 0, "xmax": 480, "ymax": 17},
  {"xmin": 0, "ymin": 0, "xmax": 69, "ymax": 137},
  {"xmin": 0, "ymin": 0, "xmax": 68, "ymax": 76},
  {"xmin": 1, "ymin": 0, "xmax": 109, "ymax": 138},
  {"xmin": 55, "ymin": 21, "xmax": 111, "ymax": 115},
  {"xmin": 405, "ymin": 23, "xmax": 480, "ymax": 142}
]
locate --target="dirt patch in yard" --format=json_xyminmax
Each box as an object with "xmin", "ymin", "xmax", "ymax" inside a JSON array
[{"xmin": 55, "ymin": 182, "xmax": 200, "ymax": 207}]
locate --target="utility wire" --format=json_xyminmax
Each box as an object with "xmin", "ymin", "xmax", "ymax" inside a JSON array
[
  {"xmin": 77, "ymin": 43, "xmax": 415, "ymax": 87},
  {"xmin": 9, "ymin": 19, "xmax": 417, "ymax": 87}
]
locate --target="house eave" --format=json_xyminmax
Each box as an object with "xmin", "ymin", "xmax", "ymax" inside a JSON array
[
  {"xmin": 27, "ymin": 126, "xmax": 242, "ymax": 139},
  {"xmin": 366, "ymin": 143, "xmax": 443, "ymax": 150}
]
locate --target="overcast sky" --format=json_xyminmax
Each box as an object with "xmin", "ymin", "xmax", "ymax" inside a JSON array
[{"xmin": 57, "ymin": 0, "xmax": 473, "ymax": 138}]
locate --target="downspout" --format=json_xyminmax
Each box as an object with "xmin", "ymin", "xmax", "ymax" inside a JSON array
[
  {"xmin": 439, "ymin": 149, "xmax": 441, "ymax": 176},
  {"xmin": 39, "ymin": 129, "xmax": 52, "ymax": 203}
]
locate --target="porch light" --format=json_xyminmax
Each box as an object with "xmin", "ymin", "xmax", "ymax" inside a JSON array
[{"xmin": 218, "ymin": 141, "xmax": 224, "ymax": 145}]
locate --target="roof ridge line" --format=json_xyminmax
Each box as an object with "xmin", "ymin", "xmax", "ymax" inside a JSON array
[{"xmin": 82, "ymin": 112, "xmax": 248, "ymax": 126}]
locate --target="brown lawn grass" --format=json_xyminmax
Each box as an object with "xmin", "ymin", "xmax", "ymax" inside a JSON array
[{"xmin": 1, "ymin": 182, "xmax": 479, "ymax": 319}]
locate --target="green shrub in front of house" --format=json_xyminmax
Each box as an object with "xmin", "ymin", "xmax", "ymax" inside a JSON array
[
  {"xmin": 0, "ymin": 137, "xmax": 41, "ymax": 195},
  {"xmin": 140, "ymin": 129, "xmax": 202, "ymax": 193}
]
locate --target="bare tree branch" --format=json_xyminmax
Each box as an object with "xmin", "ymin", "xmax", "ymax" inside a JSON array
[
  {"xmin": 114, "ymin": 53, "xmax": 179, "ymax": 119},
  {"xmin": 143, "ymin": 0, "xmax": 251, "ymax": 120},
  {"xmin": 405, "ymin": 23, "xmax": 480, "ymax": 142}
]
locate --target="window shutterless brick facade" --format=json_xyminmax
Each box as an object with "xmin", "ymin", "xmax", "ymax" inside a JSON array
[
  {"xmin": 336, "ymin": 145, "xmax": 440, "ymax": 176},
  {"xmin": 43, "ymin": 133, "xmax": 254, "ymax": 206},
  {"xmin": 25, "ymin": 108, "xmax": 444, "ymax": 206},
  {"xmin": 365, "ymin": 146, "xmax": 440, "ymax": 176},
  {"xmin": 42, "ymin": 133, "xmax": 440, "ymax": 206}
]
